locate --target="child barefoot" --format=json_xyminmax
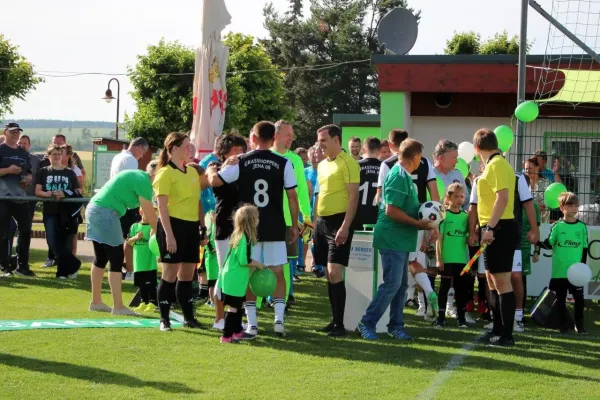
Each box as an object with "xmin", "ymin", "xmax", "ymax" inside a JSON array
[
  {"xmin": 219, "ymin": 205, "xmax": 265, "ymax": 343},
  {"xmin": 127, "ymin": 208, "xmax": 158, "ymax": 313}
]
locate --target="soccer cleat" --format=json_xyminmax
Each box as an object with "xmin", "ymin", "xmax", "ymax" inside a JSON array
[
  {"xmin": 133, "ymin": 304, "xmax": 148, "ymax": 313},
  {"xmin": 434, "ymin": 318, "xmax": 446, "ymax": 329},
  {"xmin": 68, "ymin": 272, "xmax": 78, "ymax": 279},
  {"xmin": 575, "ymin": 322, "xmax": 588, "ymax": 335},
  {"xmin": 42, "ymin": 259, "xmax": 56, "ymax": 268},
  {"xmin": 327, "ymin": 325, "xmax": 347, "ymax": 337},
  {"xmin": 213, "ymin": 319, "xmax": 225, "ymax": 331},
  {"xmin": 356, "ymin": 322, "xmax": 378, "ymax": 340},
  {"xmin": 415, "ymin": 307, "xmax": 426, "ymax": 317},
  {"xmin": 14, "ymin": 268, "xmax": 36, "ymax": 277},
  {"xmin": 58, "ymin": 276, "xmax": 68, "ymax": 280},
  {"xmin": 220, "ymin": 336, "xmax": 234, "ymax": 343},
  {"xmin": 484, "ymin": 322, "xmax": 494, "ymax": 330},
  {"xmin": 89, "ymin": 302, "xmax": 112, "ymax": 313},
  {"xmin": 317, "ymin": 321, "xmax": 335, "ymax": 333},
  {"xmin": 245, "ymin": 325, "xmax": 258, "ymax": 336},
  {"xmin": 473, "ymin": 331, "xmax": 499, "ymax": 344},
  {"xmin": 183, "ymin": 319, "xmax": 202, "ymax": 329},
  {"xmin": 424, "ymin": 306, "xmax": 435, "ymax": 322},
  {"xmin": 446, "ymin": 307, "xmax": 457, "ymax": 318},
  {"xmin": 288, "ymin": 295, "xmax": 296, "ymax": 305},
  {"xmin": 160, "ymin": 320, "xmax": 172, "ymax": 332},
  {"xmin": 387, "ymin": 329, "xmax": 413, "ymax": 341},
  {"xmin": 111, "ymin": 307, "xmax": 139, "ymax": 316},
  {"xmin": 145, "ymin": 303, "xmax": 157, "ymax": 312},
  {"xmin": 274, "ymin": 321, "xmax": 285, "ymax": 337},
  {"xmin": 427, "ymin": 292, "xmax": 439, "ymax": 314},
  {"xmin": 514, "ymin": 320, "xmax": 525, "ymax": 333},
  {"xmin": 465, "ymin": 312, "xmax": 476, "ymax": 324},
  {"xmin": 233, "ymin": 331, "xmax": 256, "ymax": 341},
  {"xmin": 405, "ymin": 299, "xmax": 418, "ymax": 309},
  {"xmin": 457, "ymin": 319, "xmax": 468, "ymax": 328},
  {"xmin": 487, "ymin": 336, "xmax": 515, "ymax": 347}
]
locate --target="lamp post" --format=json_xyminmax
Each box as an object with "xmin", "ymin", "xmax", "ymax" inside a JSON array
[{"xmin": 102, "ymin": 78, "xmax": 120, "ymax": 140}]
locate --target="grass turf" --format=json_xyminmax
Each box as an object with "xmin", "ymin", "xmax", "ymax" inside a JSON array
[{"xmin": 0, "ymin": 249, "xmax": 599, "ymax": 399}]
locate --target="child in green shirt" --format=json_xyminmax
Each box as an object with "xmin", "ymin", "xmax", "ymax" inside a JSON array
[
  {"xmin": 127, "ymin": 208, "xmax": 158, "ymax": 313},
  {"xmin": 538, "ymin": 192, "xmax": 587, "ymax": 334},
  {"xmin": 198, "ymin": 226, "xmax": 220, "ymax": 306},
  {"xmin": 219, "ymin": 205, "xmax": 265, "ymax": 343}
]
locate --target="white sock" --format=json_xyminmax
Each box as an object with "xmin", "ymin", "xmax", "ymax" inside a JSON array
[
  {"xmin": 447, "ymin": 288, "xmax": 455, "ymax": 310},
  {"xmin": 406, "ymin": 285, "xmax": 416, "ymax": 303},
  {"xmin": 245, "ymin": 301, "xmax": 257, "ymax": 328},
  {"xmin": 415, "ymin": 273, "xmax": 433, "ymax": 296},
  {"xmin": 273, "ymin": 298, "xmax": 285, "ymax": 323},
  {"xmin": 418, "ymin": 292, "xmax": 426, "ymax": 309},
  {"xmin": 515, "ymin": 309, "xmax": 523, "ymax": 322}
]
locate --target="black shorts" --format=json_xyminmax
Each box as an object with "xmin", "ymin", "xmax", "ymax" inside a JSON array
[
  {"xmin": 120, "ymin": 208, "xmax": 141, "ymax": 239},
  {"xmin": 92, "ymin": 241, "xmax": 124, "ymax": 273},
  {"xmin": 134, "ymin": 270, "xmax": 158, "ymax": 287},
  {"xmin": 440, "ymin": 263, "xmax": 462, "ymax": 278},
  {"xmin": 313, "ymin": 213, "xmax": 354, "ymax": 267},
  {"xmin": 222, "ymin": 293, "xmax": 245, "ymax": 309},
  {"xmin": 483, "ymin": 219, "xmax": 519, "ymax": 274},
  {"xmin": 156, "ymin": 217, "xmax": 200, "ymax": 264},
  {"xmin": 208, "ymin": 279, "xmax": 217, "ymax": 289}
]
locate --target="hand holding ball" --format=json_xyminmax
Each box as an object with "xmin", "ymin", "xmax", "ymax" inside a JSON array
[{"xmin": 418, "ymin": 201, "xmax": 446, "ymax": 228}]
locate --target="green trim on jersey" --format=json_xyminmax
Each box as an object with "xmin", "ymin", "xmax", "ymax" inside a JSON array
[
  {"xmin": 129, "ymin": 223, "xmax": 158, "ymax": 272},
  {"xmin": 439, "ymin": 210, "xmax": 469, "ymax": 264},
  {"xmin": 273, "ymin": 149, "xmax": 312, "ymax": 225},
  {"xmin": 547, "ymin": 219, "xmax": 588, "ymax": 279}
]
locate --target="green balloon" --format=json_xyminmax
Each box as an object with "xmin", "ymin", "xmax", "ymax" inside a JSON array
[
  {"xmin": 249, "ymin": 268, "xmax": 277, "ymax": 297},
  {"xmin": 149, "ymin": 234, "xmax": 160, "ymax": 257},
  {"xmin": 515, "ymin": 101, "xmax": 539, "ymax": 123},
  {"xmin": 494, "ymin": 125, "xmax": 514, "ymax": 152},
  {"xmin": 544, "ymin": 183, "xmax": 568, "ymax": 209},
  {"xmin": 426, "ymin": 177, "xmax": 446, "ymax": 201},
  {"xmin": 456, "ymin": 158, "xmax": 469, "ymax": 178}
]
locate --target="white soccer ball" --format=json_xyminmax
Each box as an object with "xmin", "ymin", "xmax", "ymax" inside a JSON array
[
  {"xmin": 418, "ymin": 201, "xmax": 446, "ymax": 227},
  {"xmin": 567, "ymin": 263, "xmax": 593, "ymax": 287}
]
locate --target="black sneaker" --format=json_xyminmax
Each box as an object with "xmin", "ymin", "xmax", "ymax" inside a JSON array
[
  {"xmin": 488, "ymin": 336, "xmax": 515, "ymax": 347},
  {"xmin": 405, "ymin": 299, "xmax": 418, "ymax": 309},
  {"xmin": 288, "ymin": 295, "xmax": 296, "ymax": 305},
  {"xmin": 160, "ymin": 320, "xmax": 172, "ymax": 332},
  {"xmin": 327, "ymin": 325, "xmax": 347, "ymax": 337},
  {"xmin": 434, "ymin": 318, "xmax": 447, "ymax": 328},
  {"xmin": 575, "ymin": 323, "xmax": 588, "ymax": 335},
  {"xmin": 183, "ymin": 319, "xmax": 202, "ymax": 329},
  {"xmin": 14, "ymin": 268, "xmax": 36, "ymax": 277},
  {"xmin": 473, "ymin": 331, "xmax": 499, "ymax": 344},
  {"xmin": 317, "ymin": 321, "xmax": 335, "ymax": 333},
  {"xmin": 457, "ymin": 319, "xmax": 468, "ymax": 328},
  {"xmin": 293, "ymin": 274, "xmax": 300, "ymax": 283}
]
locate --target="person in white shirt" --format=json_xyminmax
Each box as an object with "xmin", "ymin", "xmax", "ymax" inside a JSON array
[{"xmin": 109, "ymin": 137, "xmax": 149, "ymax": 178}]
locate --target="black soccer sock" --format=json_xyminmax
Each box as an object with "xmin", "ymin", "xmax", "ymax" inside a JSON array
[
  {"xmin": 176, "ymin": 280, "xmax": 196, "ymax": 322},
  {"xmin": 438, "ymin": 278, "xmax": 452, "ymax": 317},
  {"xmin": 454, "ymin": 275, "xmax": 467, "ymax": 321},
  {"xmin": 199, "ymin": 284, "xmax": 209, "ymax": 299},
  {"xmin": 235, "ymin": 309, "xmax": 245, "ymax": 334},
  {"xmin": 429, "ymin": 275, "xmax": 436, "ymax": 292},
  {"xmin": 223, "ymin": 311, "xmax": 235, "ymax": 338},
  {"xmin": 521, "ymin": 275, "xmax": 527, "ymax": 310},
  {"xmin": 478, "ymin": 276, "xmax": 488, "ymax": 308},
  {"xmin": 489, "ymin": 290, "xmax": 502, "ymax": 335},
  {"xmin": 138, "ymin": 284, "xmax": 149, "ymax": 304},
  {"xmin": 147, "ymin": 280, "xmax": 158, "ymax": 306},
  {"xmin": 157, "ymin": 279, "xmax": 175, "ymax": 321},
  {"xmin": 331, "ymin": 281, "xmax": 346, "ymax": 327},
  {"xmin": 327, "ymin": 282, "xmax": 336, "ymax": 323},
  {"xmin": 499, "ymin": 291, "xmax": 516, "ymax": 339}
]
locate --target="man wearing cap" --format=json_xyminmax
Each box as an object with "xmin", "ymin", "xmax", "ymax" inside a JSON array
[{"xmin": 0, "ymin": 123, "xmax": 34, "ymax": 277}]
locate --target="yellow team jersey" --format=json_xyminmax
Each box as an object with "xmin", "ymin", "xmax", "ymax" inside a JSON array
[
  {"xmin": 153, "ymin": 162, "xmax": 201, "ymax": 222},
  {"xmin": 317, "ymin": 150, "xmax": 360, "ymax": 217},
  {"xmin": 477, "ymin": 154, "xmax": 515, "ymax": 226}
]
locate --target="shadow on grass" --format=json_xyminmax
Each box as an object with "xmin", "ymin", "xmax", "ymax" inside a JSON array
[{"xmin": 0, "ymin": 353, "xmax": 200, "ymax": 394}]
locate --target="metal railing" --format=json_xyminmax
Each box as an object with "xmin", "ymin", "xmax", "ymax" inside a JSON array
[{"xmin": 0, "ymin": 196, "xmax": 90, "ymax": 203}]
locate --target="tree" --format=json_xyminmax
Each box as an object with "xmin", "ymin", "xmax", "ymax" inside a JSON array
[
  {"xmin": 81, "ymin": 128, "xmax": 92, "ymax": 140},
  {"xmin": 262, "ymin": 0, "xmax": 420, "ymax": 146},
  {"xmin": 125, "ymin": 36, "xmax": 291, "ymax": 147},
  {"xmin": 0, "ymin": 35, "xmax": 42, "ymax": 117},
  {"xmin": 444, "ymin": 30, "xmax": 529, "ymax": 55}
]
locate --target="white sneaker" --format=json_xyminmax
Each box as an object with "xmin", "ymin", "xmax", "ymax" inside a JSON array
[
  {"xmin": 213, "ymin": 319, "xmax": 225, "ymax": 330},
  {"xmin": 246, "ymin": 325, "xmax": 258, "ymax": 336},
  {"xmin": 42, "ymin": 259, "xmax": 55, "ymax": 268},
  {"xmin": 89, "ymin": 302, "xmax": 112, "ymax": 312},
  {"xmin": 514, "ymin": 320, "xmax": 525, "ymax": 332},
  {"xmin": 160, "ymin": 320, "xmax": 172, "ymax": 332},
  {"xmin": 484, "ymin": 322, "xmax": 494, "ymax": 330},
  {"xmin": 446, "ymin": 307, "xmax": 457, "ymax": 318},
  {"xmin": 465, "ymin": 312, "xmax": 476, "ymax": 324},
  {"xmin": 415, "ymin": 307, "xmax": 426, "ymax": 317},
  {"xmin": 274, "ymin": 321, "xmax": 285, "ymax": 337},
  {"xmin": 68, "ymin": 272, "xmax": 78, "ymax": 279},
  {"xmin": 124, "ymin": 272, "xmax": 134, "ymax": 282},
  {"xmin": 58, "ymin": 276, "xmax": 67, "ymax": 280},
  {"xmin": 111, "ymin": 307, "xmax": 139, "ymax": 316}
]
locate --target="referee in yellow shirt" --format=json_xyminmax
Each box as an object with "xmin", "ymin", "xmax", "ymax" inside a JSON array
[
  {"xmin": 473, "ymin": 128, "xmax": 519, "ymax": 347},
  {"xmin": 313, "ymin": 124, "xmax": 360, "ymax": 337}
]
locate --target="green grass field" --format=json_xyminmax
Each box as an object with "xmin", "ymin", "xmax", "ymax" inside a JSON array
[{"xmin": 1, "ymin": 251, "xmax": 599, "ymax": 399}]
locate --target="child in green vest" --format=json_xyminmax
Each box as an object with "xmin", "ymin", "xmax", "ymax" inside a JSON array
[
  {"xmin": 436, "ymin": 183, "xmax": 470, "ymax": 328},
  {"xmin": 219, "ymin": 205, "xmax": 265, "ymax": 343},
  {"xmin": 198, "ymin": 225, "xmax": 220, "ymax": 307},
  {"xmin": 127, "ymin": 208, "xmax": 158, "ymax": 313}
]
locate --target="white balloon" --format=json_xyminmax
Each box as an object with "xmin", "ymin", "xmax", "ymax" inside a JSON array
[
  {"xmin": 458, "ymin": 142, "xmax": 475, "ymax": 164},
  {"xmin": 567, "ymin": 263, "xmax": 592, "ymax": 287}
]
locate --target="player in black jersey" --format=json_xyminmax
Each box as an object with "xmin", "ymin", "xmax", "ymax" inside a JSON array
[
  {"xmin": 356, "ymin": 137, "xmax": 381, "ymax": 230},
  {"xmin": 209, "ymin": 121, "xmax": 299, "ymax": 337},
  {"xmin": 206, "ymin": 133, "xmax": 247, "ymax": 331}
]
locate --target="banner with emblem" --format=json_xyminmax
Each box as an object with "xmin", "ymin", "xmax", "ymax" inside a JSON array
[{"xmin": 190, "ymin": 0, "xmax": 231, "ymax": 160}]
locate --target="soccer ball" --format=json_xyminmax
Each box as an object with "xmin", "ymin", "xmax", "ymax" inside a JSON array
[{"xmin": 418, "ymin": 201, "xmax": 445, "ymax": 227}]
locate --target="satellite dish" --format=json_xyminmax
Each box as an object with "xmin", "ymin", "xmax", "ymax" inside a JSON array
[{"xmin": 377, "ymin": 8, "xmax": 418, "ymax": 55}]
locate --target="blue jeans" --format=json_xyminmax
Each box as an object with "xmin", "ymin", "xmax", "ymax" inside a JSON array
[{"xmin": 361, "ymin": 249, "xmax": 409, "ymax": 331}]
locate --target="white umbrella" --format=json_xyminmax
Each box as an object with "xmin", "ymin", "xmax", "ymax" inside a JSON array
[{"xmin": 190, "ymin": 0, "xmax": 231, "ymax": 160}]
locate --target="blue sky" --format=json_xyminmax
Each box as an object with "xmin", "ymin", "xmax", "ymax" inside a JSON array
[{"xmin": 3, "ymin": 0, "xmax": 557, "ymax": 122}]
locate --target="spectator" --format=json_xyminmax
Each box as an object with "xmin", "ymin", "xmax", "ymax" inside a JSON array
[
  {"xmin": 35, "ymin": 145, "xmax": 82, "ymax": 279},
  {"xmin": 432, "ymin": 139, "xmax": 469, "ymax": 210},
  {"xmin": 0, "ymin": 123, "xmax": 34, "ymax": 277},
  {"xmin": 7, "ymin": 134, "xmax": 40, "ymax": 259},
  {"xmin": 199, "ymin": 136, "xmax": 222, "ymax": 216},
  {"xmin": 524, "ymin": 157, "xmax": 552, "ymax": 223},
  {"xmin": 40, "ymin": 134, "xmax": 86, "ymax": 180},
  {"xmin": 348, "ymin": 136, "xmax": 362, "ymax": 161},
  {"xmin": 109, "ymin": 137, "xmax": 149, "ymax": 179},
  {"xmin": 379, "ymin": 140, "xmax": 392, "ymax": 161},
  {"xmin": 295, "ymin": 147, "xmax": 309, "ymax": 167},
  {"xmin": 62, "ymin": 145, "xmax": 84, "ymax": 188},
  {"xmin": 533, "ymin": 150, "xmax": 562, "ymax": 184}
]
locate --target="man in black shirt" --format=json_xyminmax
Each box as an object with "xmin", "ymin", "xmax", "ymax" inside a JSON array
[
  {"xmin": 0, "ymin": 123, "xmax": 34, "ymax": 277},
  {"xmin": 356, "ymin": 137, "xmax": 381, "ymax": 230},
  {"xmin": 210, "ymin": 121, "xmax": 299, "ymax": 337}
]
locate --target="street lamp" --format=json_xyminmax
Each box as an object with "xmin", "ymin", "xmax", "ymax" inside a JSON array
[{"xmin": 102, "ymin": 78, "xmax": 120, "ymax": 139}]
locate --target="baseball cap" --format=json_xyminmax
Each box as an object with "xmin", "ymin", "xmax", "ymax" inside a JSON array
[{"xmin": 4, "ymin": 122, "xmax": 23, "ymax": 133}]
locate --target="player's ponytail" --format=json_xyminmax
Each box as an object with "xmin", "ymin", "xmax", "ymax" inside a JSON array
[{"xmin": 158, "ymin": 132, "xmax": 188, "ymax": 169}]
